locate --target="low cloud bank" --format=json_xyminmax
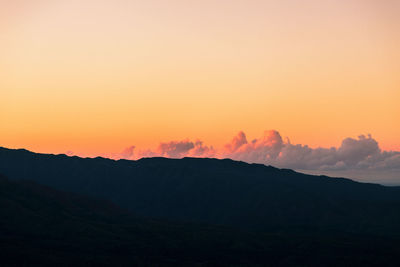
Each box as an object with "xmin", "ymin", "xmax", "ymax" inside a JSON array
[
  {"xmin": 223, "ymin": 131, "xmax": 400, "ymax": 171},
  {"xmin": 86, "ymin": 130, "xmax": 400, "ymax": 172}
]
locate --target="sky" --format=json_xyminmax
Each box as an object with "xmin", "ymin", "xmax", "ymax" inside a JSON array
[{"xmin": 1, "ymin": 0, "xmax": 399, "ymax": 183}]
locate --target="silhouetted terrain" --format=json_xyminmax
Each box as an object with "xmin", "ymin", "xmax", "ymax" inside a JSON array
[
  {"xmin": 0, "ymin": 174, "xmax": 289, "ymax": 266},
  {"xmin": 1, "ymin": 147, "xmax": 400, "ymax": 235},
  {"xmin": 1, "ymin": 147, "xmax": 400, "ymax": 266},
  {"xmin": 1, "ymin": 174, "xmax": 400, "ymax": 266}
]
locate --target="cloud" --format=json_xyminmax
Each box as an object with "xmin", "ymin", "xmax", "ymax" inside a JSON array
[
  {"xmin": 187, "ymin": 140, "xmax": 216, "ymax": 157},
  {"xmin": 226, "ymin": 130, "xmax": 285, "ymax": 163},
  {"xmin": 149, "ymin": 140, "xmax": 214, "ymax": 158},
  {"xmin": 338, "ymin": 135, "xmax": 380, "ymax": 165},
  {"xmin": 156, "ymin": 140, "xmax": 195, "ymax": 158},
  {"xmin": 119, "ymin": 145, "xmax": 135, "ymax": 159},
  {"xmin": 239, "ymin": 134, "xmax": 400, "ymax": 170},
  {"xmin": 78, "ymin": 130, "xmax": 399, "ymax": 174},
  {"xmin": 103, "ymin": 140, "xmax": 215, "ymax": 160},
  {"xmin": 224, "ymin": 131, "xmax": 248, "ymax": 153}
]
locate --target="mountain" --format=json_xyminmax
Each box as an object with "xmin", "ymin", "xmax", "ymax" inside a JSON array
[
  {"xmin": 1, "ymin": 174, "xmax": 400, "ymax": 266},
  {"xmin": 1, "ymin": 146, "xmax": 400, "ymax": 236},
  {"xmin": 0, "ymin": 173, "xmax": 270, "ymax": 265},
  {"xmin": 2, "ymin": 147, "xmax": 400, "ymax": 265}
]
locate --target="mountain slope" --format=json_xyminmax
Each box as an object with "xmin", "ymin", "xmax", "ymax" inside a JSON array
[
  {"xmin": 0, "ymin": 174, "xmax": 294, "ymax": 266},
  {"xmin": 1, "ymin": 147, "xmax": 400, "ymax": 235},
  {"xmin": 2, "ymin": 174, "xmax": 400, "ymax": 266}
]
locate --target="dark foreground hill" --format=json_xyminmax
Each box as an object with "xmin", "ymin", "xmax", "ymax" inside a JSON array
[
  {"xmin": 1, "ymin": 147, "xmax": 400, "ymax": 236},
  {"xmin": 0, "ymin": 174, "xmax": 288, "ymax": 266},
  {"xmin": 1, "ymin": 174, "xmax": 400, "ymax": 266}
]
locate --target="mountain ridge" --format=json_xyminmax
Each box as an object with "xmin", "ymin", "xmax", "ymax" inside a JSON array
[
  {"xmin": 2, "ymin": 173, "xmax": 400, "ymax": 266},
  {"xmin": 2, "ymin": 146, "xmax": 400, "ymax": 265},
  {"xmin": 1, "ymin": 146, "xmax": 400, "ymax": 236}
]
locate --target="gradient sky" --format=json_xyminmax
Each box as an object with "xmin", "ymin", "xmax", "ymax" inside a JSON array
[{"xmin": 1, "ymin": 0, "xmax": 399, "ymax": 157}]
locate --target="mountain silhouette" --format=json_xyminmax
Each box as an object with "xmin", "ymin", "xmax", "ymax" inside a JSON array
[
  {"xmin": 1, "ymin": 174, "xmax": 400, "ymax": 266},
  {"xmin": 0, "ymin": 173, "xmax": 292, "ymax": 266},
  {"xmin": 2, "ymin": 147, "xmax": 400, "ymax": 265},
  {"xmin": 1, "ymin": 146, "xmax": 400, "ymax": 236}
]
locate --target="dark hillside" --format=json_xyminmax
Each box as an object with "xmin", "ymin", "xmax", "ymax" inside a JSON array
[
  {"xmin": 1, "ymin": 174, "xmax": 400, "ymax": 266},
  {"xmin": 1, "ymin": 147, "xmax": 400, "ymax": 235}
]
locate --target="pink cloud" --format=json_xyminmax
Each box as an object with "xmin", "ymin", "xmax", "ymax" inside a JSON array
[
  {"xmin": 224, "ymin": 131, "xmax": 248, "ymax": 153},
  {"xmin": 156, "ymin": 140, "xmax": 195, "ymax": 158},
  {"xmin": 119, "ymin": 145, "xmax": 135, "ymax": 160},
  {"xmin": 187, "ymin": 140, "xmax": 216, "ymax": 157},
  {"xmin": 73, "ymin": 130, "xmax": 399, "ymax": 174}
]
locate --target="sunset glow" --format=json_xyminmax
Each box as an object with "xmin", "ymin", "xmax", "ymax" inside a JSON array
[{"xmin": 1, "ymin": 1, "xmax": 399, "ymax": 166}]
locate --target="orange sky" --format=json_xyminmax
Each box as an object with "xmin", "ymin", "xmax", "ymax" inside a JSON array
[{"xmin": 1, "ymin": 0, "xmax": 399, "ymax": 156}]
